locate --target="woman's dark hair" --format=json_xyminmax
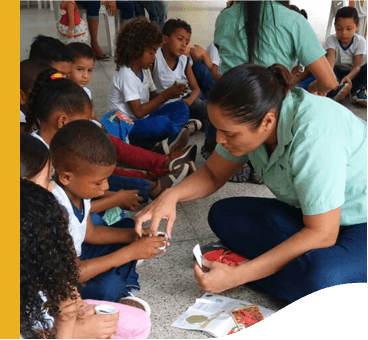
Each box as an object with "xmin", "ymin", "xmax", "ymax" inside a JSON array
[
  {"xmin": 25, "ymin": 68, "xmax": 92, "ymax": 132},
  {"xmin": 241, "ymin": 1, "xmax": 290, "ymax": 63},
  {"xmin": 29, "ymin": 35, "xmax": 73, "ymax": 63},
  {"xmin": 20, "ymin": 133, "xmax": 49, "ymax": 179},
  {"xmin": 335, "ymin": 6, "xmax": 359, "ymax": 25},
  {"xmin": 20, "ymin": 179, "xmax": 79, "ymax": 339},
  {"xmin": 207, "ymin": 63, "xmax": 294, "ymax": 128},
  {"xmin": 289, "ymin": 4, "xmax": 308, "ymax": 20},
  {"xmin": 114, "ymin": 17, "xmax": 163, "ymax": 70}
]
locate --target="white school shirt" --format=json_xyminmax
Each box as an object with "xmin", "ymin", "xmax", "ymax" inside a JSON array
[
  {"xmin": 52, "ymin": 181, "xmax": 91, "ymax": 257},
  {"xmin": 84, "ymin": 86, "xmax": 92, "ymax": 99},
  {"xmin": 109, "ymin": 66, "xmax": 156, "ymax": 121},
  {"xmin": 324, "ymin": 33, "xmax": 367, "ymax": 71},
  {"xmin": 31, "ymin": 130, "xmax": 49, "ymax": 148},
  {"xmin": 152, "ymin": 48, "xmax": 189, "ymax": 104},
  {"xmin": 20, "ymin": 109, "xmax": 26, "ymax": 123},
  {"xmin": 207, "ymin": 43, "xmax": 222, "ymax": 74}
]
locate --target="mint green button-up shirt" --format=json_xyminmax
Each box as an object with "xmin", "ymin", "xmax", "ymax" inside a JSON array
[
  {"xmin": 214, "ymin": 1, "xmax": 326, "ymax": 73},
  {"xmin": 216, "ymin": 88, "xmax": 367, "ymax": 226}
]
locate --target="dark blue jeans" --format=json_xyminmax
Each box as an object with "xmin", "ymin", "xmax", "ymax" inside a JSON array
[
  {"xmin": 129, "ymin": 101, "xmax": 189, "ymax": 150},
  {"xmin": 298, "ymin": 63, "xmax": 367, "ymax": 93},
  {"xmin": 208, "ymin": 197, "xmax": 367, "ymax": 303},
  {"xmin": 76, "ymin": 1, "xmax": 135, "ymax": 20},
  {"xmin": 79, "ymin": 218, "xmax": 140, "ymax": 302}
]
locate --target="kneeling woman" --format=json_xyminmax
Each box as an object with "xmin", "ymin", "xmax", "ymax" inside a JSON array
[{"xmin": 135, "ymin": 63, "xmax": 367, "ymax": 302}]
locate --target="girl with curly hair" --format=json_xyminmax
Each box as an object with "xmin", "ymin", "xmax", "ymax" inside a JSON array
[
  {"xmin": 108, "ymin": 17, "xmax": 191, "ymax": 151},
  {"xmin": 20, "ymin": 142, "xmax": 151, "ymax": 338}
]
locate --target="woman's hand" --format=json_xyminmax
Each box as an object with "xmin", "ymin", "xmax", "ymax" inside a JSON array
[
  {"xmin": 135, "ymin": 188, "xmax": 179, "ymax": 237},
  {"xmin": 194, "ymin": 259, "xmax": 245, "ymax": 293}
]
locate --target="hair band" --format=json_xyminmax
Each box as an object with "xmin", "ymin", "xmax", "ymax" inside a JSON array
[{"xmin": 50, "ymin": 73, "xmax": 65, "ymax": 80}]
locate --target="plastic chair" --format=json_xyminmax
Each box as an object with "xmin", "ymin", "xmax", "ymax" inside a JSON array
[
  {"xmin": 325, "ymin": 1, "xmax": 345, "ymax": 42},
  {"xmin": 352, "ymin": 1, "xmax": 367, "ymax": 38},
  {"xmin": 52, "ymin": 1, "xmax": 117, "ymax": 56}
]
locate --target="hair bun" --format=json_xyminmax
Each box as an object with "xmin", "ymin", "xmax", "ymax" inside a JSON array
[{"xmin": 268, "ymin": 64, "xmax": 294, "ymax": 96}]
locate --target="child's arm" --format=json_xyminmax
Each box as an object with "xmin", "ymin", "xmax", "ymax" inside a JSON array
[
  {"xmin": 182, "ymin": 62, "xmax": 201, "ymax": 106},
  {"xmin": 90, "ymin": 189, "xmax": 143, "ymax": 212},
  {"xmin": 340, "ymin": 54, "xmax": 364, "ymax": 86},
  {"xmin": 128, "ymin": 83, "xmax": 186, "ymax": 119},
  {"xmin": 64, "ymin": 1, "xmax": 76, "ymax": 38},
  {"xmin": 190, "ymin": 45, "xmax": 222, "ymax": 81},
  {"xmin": 53, "ymin": 297, "xmax": 78, "ymax": 338},
  {"xmin": 77, "ymin": 216, "xmax": 166, "ymax": 282}
]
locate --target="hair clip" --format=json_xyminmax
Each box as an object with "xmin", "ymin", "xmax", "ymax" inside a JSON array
[{"xmin": 50, "ymin": 73, "xmax": 65, "ymax": 80}]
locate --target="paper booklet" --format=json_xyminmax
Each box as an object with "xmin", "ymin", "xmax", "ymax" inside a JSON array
[{"xmin": 171, "ymin": 293, "xmax": 275, "ymax": 337}]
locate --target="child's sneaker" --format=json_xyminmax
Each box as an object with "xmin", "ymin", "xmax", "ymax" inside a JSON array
[
  {"xmin": 153, "ymin": 128, "xmax": 190, "ymax": 155},
  {"xmin": 352, "ymin": 87, "xmax": 367, "ymax": 107},
  {"xmin": 150, "ymin": 163, "xmax": 189, "ymax": 199},
  {"xmin": 183, "ymin": 119, "xmax": 202, "ymax": 136},
  {"xmin": 119, "ymin": 295, "xmax": 151, "ymax": 317},
  {"xmin": 168, "ymin": 144, "xmax": 197, "ymax": 172},
  {"xmin": 249, "ymin": 168, "xmax": 264, "ymax": 184},
  {"xmin": 327, "ymin": 83, "xmax": 352, "ymax": 102},
  {"xmin": 228, "ymin": 164, "xmax": 251, "ymax": 183}
]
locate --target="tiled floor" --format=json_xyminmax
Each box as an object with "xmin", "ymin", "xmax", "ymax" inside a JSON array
[{"xmin": 20, "ymin": 2, "xmax": 366, "ymax": 339}]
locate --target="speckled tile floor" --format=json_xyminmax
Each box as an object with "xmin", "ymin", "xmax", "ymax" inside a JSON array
[{"xmin": 21, "ymin": 2, "xmax": 366, "ymax": 338}]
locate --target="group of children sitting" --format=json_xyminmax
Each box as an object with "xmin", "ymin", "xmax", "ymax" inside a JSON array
[
  {"xmin": 20, "ymin": 4, "xmax": 367, "ymax": 338},
  {"xmin": 20, "ymin": 16, "xmax": 214, "ymax": 339}
]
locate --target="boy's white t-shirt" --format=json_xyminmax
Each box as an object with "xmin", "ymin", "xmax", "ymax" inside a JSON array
[
  {"xmin": 324, "ymin": 33, "xmax": 367, "ymax": 71},
  {"xmin": 84, "ymin": 86, "xmax": 92, "ymax": 99},
  {"xmin": 31, "ymin": 130, "xmax": 49, "ymax": 148},
  {"xmin": 20, "ymin": 109, "xmax": 26, "ymax": 123},
  {"xmin": 52, "ymin": 181, "xmax": 91, "ymax": 257},
  {"xmin": 152, "ymin": 48, "xmax": 189, "ymax": 104},
  {"xmin": 109, "ymin": 66, "xmax": 156, "ymax": 121},
  {"xmin": 207, "ymin": 43, "xmax": 222, "ymax": 74}
]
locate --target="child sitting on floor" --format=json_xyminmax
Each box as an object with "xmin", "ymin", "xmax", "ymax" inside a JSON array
[
  {"xmin": 50, "ymin": 120, "xmax": 167, "ymax": 302},
  {"xmin": 109, "ymin": 17, "xmax": 191, "ymax": 150},
  {"xmin": 67, "ymin": 42, "xmax": 196, "ymax": 183},
  {"xmin": 325, "ymin": 6, "xmax": 367, "ymax": 105},
  {"xmin": 152, "ymin": 18, "xmax": 203, "ymax": 134},
  {"xmin": 20, "ymin": 178, "xmax": 151, "ymax": 339}
]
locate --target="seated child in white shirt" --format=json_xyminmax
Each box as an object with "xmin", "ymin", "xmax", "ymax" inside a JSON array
[{"xmin": 109, "ymin": 17, "xmax": 191, "ymax": 150}]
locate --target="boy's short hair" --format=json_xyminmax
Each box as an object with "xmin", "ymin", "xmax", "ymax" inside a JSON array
[
  {"xmin": 335, "ymin": 6, "xmax": 359, "ymax": 25},
  {"xmin": 114, "ymin": 17, "xmax": 163, "ymax": 70},
  {"xmin": 50, "ymin": 120, "xmax": 117, "ymax": 174},
  {"xmin": 29, "ymin": 35, "xmax": 73, "ymax": 63},
  {"xmin": 162, "ymin": 19, "xmax": 192, "ymax": 37},
  {"xmin": 20, "ymin": 58, "xmax": 50, "ymax": 92},
  {"xmin": 67, "ymin": 42, "xmax": 96, "ymax": 61}
]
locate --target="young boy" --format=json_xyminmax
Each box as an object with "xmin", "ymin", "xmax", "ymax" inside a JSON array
[
  {"xmin": 325, "ymin": 7, "xmax": 367, "ymax": 105},
  {"xmin": 20, "ymin": 58, "xmax": 50, "ymax": 130},
  {"xmin": 29, "ymin": 35, "xmax": 74, "ymax": 77},
  {"xmin": 152, "ymin": 18, "xmax": 203, "ymax": 134},
  {"xmin": 109, "ymin": 17, "xmax": 192, "ymax": 151},
  {"xmin": 67, "ymin": 42, "xmax": 95, "ymax": 100},
  {"xmin": 50, "ymin": 119, "xmax": 167, "ymax": 303}
]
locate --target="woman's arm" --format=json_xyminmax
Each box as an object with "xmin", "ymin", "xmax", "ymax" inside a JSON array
[
  {"xmin": 306, "ymin": 56, "xmax": 338, "ymax": 96},
  {"xmin": 135, "ymin": 151, "xmax": 245, "ymax": 236},
  {"xmin": 195, "ymin": 207, "xmax": 341, "ymax": 293},
  {"xmin": 326, "ymin": 48, "xmax": 336, "ymax": 70}
]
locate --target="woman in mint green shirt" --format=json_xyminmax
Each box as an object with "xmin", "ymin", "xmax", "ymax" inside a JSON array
[{"xmin": 135, "ymin": 63, "xmax": 367, "ymax": 302}]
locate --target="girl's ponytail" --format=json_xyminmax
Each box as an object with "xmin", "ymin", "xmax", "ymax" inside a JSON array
[
  {"xmin": 267, "ymin": 64, "xmax": 294, "ymax": 97},
  {"xmin": 25, "ymin": 69, "xmax": 92, "ymax": 133},
  {"xmin": 25, "ymin": 68, "xmax": 58, "ymax": 132}
]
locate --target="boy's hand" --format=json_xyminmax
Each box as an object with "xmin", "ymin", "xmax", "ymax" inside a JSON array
[
  {"xmin": 167, "ymin": 83, "xmax": 187, "ymax": 98},
  {"xmin": 127, "ymin": 235, "xmax": 166, "ymax": 259},
  {"xmin": 116, "ymin": 190, "xmax": 143, "ymax": 211},
  {"xmin": 341, "ymin": 76, "xmax": 352, "ymax": 87},
  {"xmin": 190, "ymin": 45, "xmax": 206, "ymax": 62}
]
